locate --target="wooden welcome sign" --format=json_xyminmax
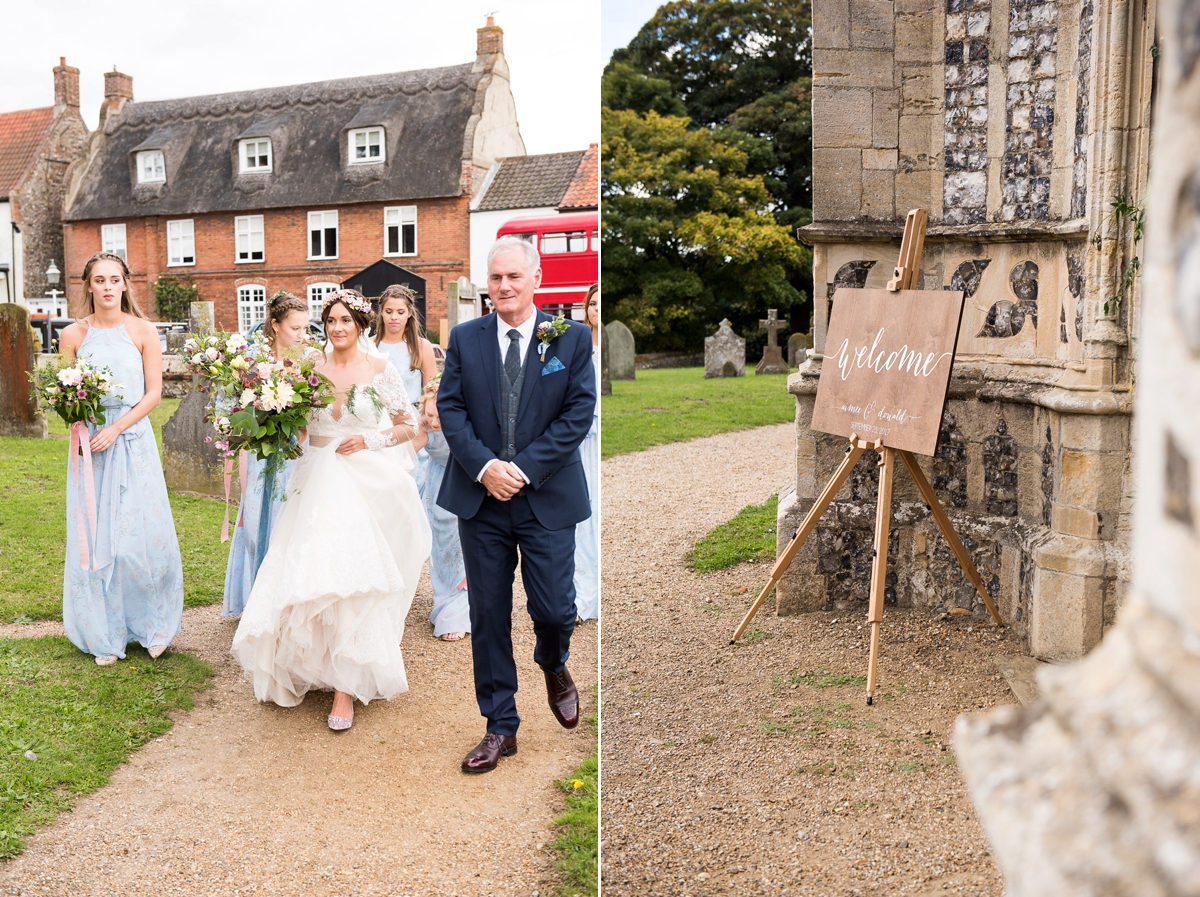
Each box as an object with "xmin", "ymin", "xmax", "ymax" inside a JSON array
[
  {"xmin": 730, "ymin": 209, "xmax": 1002, "ymax": 707},
  {"xmin": 811, "ymin": 289, "xmax": 965, "ymax": 456}
]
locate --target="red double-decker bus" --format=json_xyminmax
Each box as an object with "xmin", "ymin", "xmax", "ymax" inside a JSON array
[{"xmin": 496, "ymin": 211, "xmax": 597, "ymax": 319}]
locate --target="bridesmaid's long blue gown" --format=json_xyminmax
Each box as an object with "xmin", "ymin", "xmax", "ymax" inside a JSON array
[
  {"xmin": 222, "ymin": 453, "xmax": 295, "ymax": 618},
  {"xmin": 63, "ymin": 319, "xmax": 184, "ymax": 657},
  {"xmin": 421, "ymin": 430, "xmax": 471, "ymax": 636},
  {"xmin": 573, "ymin": 342, "xmax": 600, "ymax": 620},
  {"xmin": 381, "ymin": 339, "xmax": 470, "ymax": 634}
]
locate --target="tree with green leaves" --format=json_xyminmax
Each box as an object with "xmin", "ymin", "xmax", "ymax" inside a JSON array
[
  {"xmin": 603, "ymin": 108, "xmax": 804, "ymax": 352},
  {"xmin": 602, "ymin": 0, "xmax": 814, "ymax": 353},
  {"xmin": 151, "ymin": 273, "xmax": 200, "ymax": 322}
]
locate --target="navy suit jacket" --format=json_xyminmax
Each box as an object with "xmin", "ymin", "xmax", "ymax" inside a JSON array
[{"xmin": 436, "ymin": 308, "xmax": 596, "ymax": 530}]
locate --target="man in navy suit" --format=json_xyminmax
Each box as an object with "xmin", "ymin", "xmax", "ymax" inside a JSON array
[{"xmin": 437, "ymin": 236, "xmax": 596, "ymax": 773}]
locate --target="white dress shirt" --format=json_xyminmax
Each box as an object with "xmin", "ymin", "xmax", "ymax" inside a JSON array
[{"xmin": 477, "ymin": 306, "xmax": 539, "ymax": 485}]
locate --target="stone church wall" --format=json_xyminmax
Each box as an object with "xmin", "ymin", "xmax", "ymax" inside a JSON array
[{"xmin": 785, "ymin": 0, "xmax": 1153, "ymax": 660}]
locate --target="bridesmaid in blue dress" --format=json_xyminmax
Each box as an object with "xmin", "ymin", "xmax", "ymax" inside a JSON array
[
  {"xmin": 573, "ymin": 284, "xmax": 600, "ymax": 621},
  {"xmin": 415, "ymin": 379, "xmax": 472, "ymax": 639},
  {"xmin": 58, "ymin": 252, "xmax": 184, "ymax": 665},
  {"xmin": 222, "ymin": 293, "xmax": 311, "ymax": 617},
  {"xmin": 374, "ymin": 285, "xmax": 467, "ymax": 640}
]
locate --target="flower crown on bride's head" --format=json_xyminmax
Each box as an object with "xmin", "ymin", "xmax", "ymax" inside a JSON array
[{"xmin": 322, "ymin": 289, "xmax": 373, "ymax": 316}]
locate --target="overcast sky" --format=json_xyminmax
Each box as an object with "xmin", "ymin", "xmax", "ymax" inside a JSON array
[
  {"xmin": 601, "ymin": 0, "xmax": 665, "ymax": 68},
  {"xmin": 1, "ymin": 0, "xmax": 598, "ymax": 155}
]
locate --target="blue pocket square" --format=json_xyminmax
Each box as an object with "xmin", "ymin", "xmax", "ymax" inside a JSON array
[{"xmin": 542, "ymin": 356, "xmax": 566, "ymax": 375}]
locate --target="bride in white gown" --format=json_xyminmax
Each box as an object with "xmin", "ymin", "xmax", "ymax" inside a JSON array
[{"xmin": 232, "ymin": 289, "xmax": 432, "ymax": 730}]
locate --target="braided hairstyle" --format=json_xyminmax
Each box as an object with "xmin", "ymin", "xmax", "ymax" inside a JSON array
[{"xmin": 263, "ymin": 291, "xmax": 308, "ymax": 344}]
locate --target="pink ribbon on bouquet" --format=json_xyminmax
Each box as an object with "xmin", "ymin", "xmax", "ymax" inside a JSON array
[
  {"xmin": 236, "ymin": 450, "xmax": 248, "ymax": 528},
  {"xmin": 68, "ymin": 421, "xmax": 99, "ymax": 571},
  {"xmin": 221, "ymin": 451, "xmax": 250, "ymax": 542}
]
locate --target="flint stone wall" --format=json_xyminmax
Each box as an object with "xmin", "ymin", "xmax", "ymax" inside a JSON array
[{"xmin": 955, "ymin": 3, "xmax": 1200, "ymax": 888}]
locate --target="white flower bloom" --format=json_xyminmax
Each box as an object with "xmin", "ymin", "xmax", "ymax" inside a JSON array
[
  {"xmin": 240, "ymin": 389, "xmax": 256, "ymax": 407},
  {"xmin": 207, "ymin": 336, "xmax": 219, "ymax": 346},
  {"xmin": 192, "ymin": 353, "xmax": 205, "ymax": 365},
  {"xmin": 57, "ymin": 367, "xmax": 82, "ymax": 387}
]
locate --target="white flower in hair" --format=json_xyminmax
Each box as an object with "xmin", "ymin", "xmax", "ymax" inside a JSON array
[{"xmin": 322, "ymin": 289, "xmax": 373, "ymax": 316}]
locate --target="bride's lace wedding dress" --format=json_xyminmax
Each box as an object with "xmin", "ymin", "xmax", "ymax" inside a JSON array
[{"xmin": 231, "ymin": 362, "xmax": 432, "ymax": 706}]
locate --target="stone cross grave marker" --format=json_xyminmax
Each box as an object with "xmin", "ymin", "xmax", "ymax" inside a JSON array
[
  {"xmin": 605, "ymin": 320, "xmax": 635, "ymax": 380},
  {"xmin": 0, "ymin": 304, "xmax": 47, "ymax": 437},
  {"xmin": 162, "ymin": 301, "xmax": 237, "ymax": 498},
  {"xmin": 704, "ymin": 318, "xmax": 746, "ymax": 378},
  {"xmin": 755, "ymin": 309, "xmax": 790, "ymax": 374}
]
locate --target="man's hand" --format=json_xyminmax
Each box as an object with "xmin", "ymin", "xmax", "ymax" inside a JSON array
[{"xmin": 481, "ymin": 461, "xmax": 524, "ymax": 501}]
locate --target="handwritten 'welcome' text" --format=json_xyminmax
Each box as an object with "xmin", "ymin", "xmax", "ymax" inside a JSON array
[{"xmin": 828, "ymin": 328, "xmax": 953, "ymax": 382}]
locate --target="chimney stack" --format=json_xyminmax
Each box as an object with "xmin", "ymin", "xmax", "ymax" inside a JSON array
[
  {"xmin": 99, "ymin": 67, "xmax": 133, "ymax": 127},
  {"xmin": 53, "ymin": 57, "xmax": 80, "ymax": 114},
  {"xmin": 477, "ymin": 15, "xmax": 503, "ymax": 58}
]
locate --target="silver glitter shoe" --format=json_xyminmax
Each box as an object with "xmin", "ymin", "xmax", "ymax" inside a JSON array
[
  {"xmin": 327, "ymin": 714, "xmax": 353, "ymax": 731},
  {"xmin": 95, "ymin": 655, "xmax": 118, "ymax": 666},
  {"xmin": 148, "ymin": 645, "xmax": 167, "ymax": 659}
]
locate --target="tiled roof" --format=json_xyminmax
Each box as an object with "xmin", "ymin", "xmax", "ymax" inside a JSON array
[
  {"xmin": 474, "ymin": 150, "xmax": 585, "ymax": 212},
  {"xmin": 559, "ymin": 143, "xmax": 598, "ymax": 210},
  {"xmin": 0, "ymin": 107, "xmax": 54, "ymax": 199}
]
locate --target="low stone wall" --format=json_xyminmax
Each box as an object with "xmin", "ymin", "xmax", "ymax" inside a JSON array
[
  {"xmin": 634, "ymin": 352, "xmax": 704, "ymax": 370},
  {"xmin": 777, "ymin": 372, "xmax": 1131, "ymax": 662}
]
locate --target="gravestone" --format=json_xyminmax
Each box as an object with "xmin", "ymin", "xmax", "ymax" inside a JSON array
[
  {"xmin": 605, "ymin": 320, "xmax": 635, "ymax": 380},
  {"xmin": 162, "ymin": 301, "xmax": 237, "ymax": 498},
  {"xmin": 755, "ymin": 309, "xmax": 790, "ymax": 375},
  {"xmin": 0, "ymin": 305, "xmax": 46, "ymax": 437},
  {"xmin": 600, "ymin": 333, "xmax": 612, "ymax": 396},
  {"xmin": 704, "ymin": 319, "xmax": 745, "ymax": 378},
  {"xmin": 787, "ymin": 332, "xmax": 810, "ymax": 368}
]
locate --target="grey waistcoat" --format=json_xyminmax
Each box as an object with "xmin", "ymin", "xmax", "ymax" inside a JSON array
[{"xmin": 499, "ymin": 342, "xmax": 527, "ymax": 461}]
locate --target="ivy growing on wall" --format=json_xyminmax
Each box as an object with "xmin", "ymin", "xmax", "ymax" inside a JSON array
[{"xmin": 151, "ymin": 273, "xmax": 201, "ymax": 323}]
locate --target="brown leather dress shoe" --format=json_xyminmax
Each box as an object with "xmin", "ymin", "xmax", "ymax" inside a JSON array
[
  {"xmin": 544, "ymin": 667, "xmax": 580, "ymax": 729},
  {"xmin": 461, "ymin": 733, "xmax": 518, "ymax": 773}
]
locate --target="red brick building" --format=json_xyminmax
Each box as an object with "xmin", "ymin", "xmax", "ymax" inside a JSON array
[{"xmin": 62, "ymin": 20, "xmax": 524, "ymax": 334}]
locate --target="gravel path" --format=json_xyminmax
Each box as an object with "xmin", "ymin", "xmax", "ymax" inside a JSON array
[
  {"xmin": 0, "ymin": 570, "xmax": 596, "ymax": 897},
  {"xmin": 601, "ymin": 424, "xmax": 1019, "ymax": 896}
]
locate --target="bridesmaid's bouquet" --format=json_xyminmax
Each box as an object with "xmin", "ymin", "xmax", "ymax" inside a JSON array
[
  {"xmin": 28, "ymin": 356, "xmax": 123, "ymax": 427},
  {"xmin": 178, "ymin": 332, "xmax": 335, "ymax": 473}
]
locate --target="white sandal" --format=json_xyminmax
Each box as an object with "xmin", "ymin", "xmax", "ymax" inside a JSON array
[
  {"xmin": 148, "ymin": 645, "xmax": 167, "ymax": 659},
  {"xmin": 95, "ymin": 655, "xmax": 118, "ymax": 666}
]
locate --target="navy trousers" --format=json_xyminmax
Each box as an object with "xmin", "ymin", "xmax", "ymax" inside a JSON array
[{"xmin": 459, "ymin": 491, "xmax": 577, "ymax": 737}]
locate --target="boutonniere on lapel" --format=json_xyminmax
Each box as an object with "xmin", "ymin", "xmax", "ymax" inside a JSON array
[{"xmin": 535, "ymin": 314, "xmax": 570, "ymax": 361}]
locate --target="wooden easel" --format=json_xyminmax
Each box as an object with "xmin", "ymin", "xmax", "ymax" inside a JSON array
[{"xmin": 730, "ymin": 209, "xmax": 1003, "ymax": 704}]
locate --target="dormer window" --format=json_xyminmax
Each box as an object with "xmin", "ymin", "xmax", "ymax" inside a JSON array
[
  {"xmin": 349, "ymin": 128, "xmax": 384, "ymax": 164},
  {"xmin": 137, "ymin": 150, "xmax": 165, "ymax": 184},
  {"xmin": 240, "ymin": 138, "xmax": 272, "ymax": 173}
]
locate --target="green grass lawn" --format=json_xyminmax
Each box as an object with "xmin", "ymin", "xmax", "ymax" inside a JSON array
[
  {"xmin": 549, "ymin": 701, "xmax": 598, "ymax": 897},
  {"xmin": 0, "ymin": 398, "xmax": 228, "ymax": 622},
  {"xmin": 0, "ymin": 636, "xmax": 212, "ymax": 857},
  {"xmin": 687, "ymin": 495, "xmax": 779, "ymax": 573},
  {"xmin": 601, "ymin": 367, "xmax": 794, "ymax": 458}
]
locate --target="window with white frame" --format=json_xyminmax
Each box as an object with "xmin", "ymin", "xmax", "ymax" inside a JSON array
[
  {"xmin": 348, "ymin": 127, "xmax": 384, "ymax": 164},
  {"xmin": 101, "ymin": 224, "xmax": 127, "ymax": 260},
  {"xmin": 541, "ymin": 231, "xmax": 588, "ymax": 254},
  {"xmin": 384, "ymin": 206, "xmax": 417, "ymax": 256},
  {"xmin": 136, "ymin": 150, "xmax": 165, "ymax": 184},
  {"xmin": 239, "ymin": 138, "xmax": 272, "ymax": 173},
  {"xmin": 166, "ymin": 219, "xmax": 195, "ymax": 266},
  {"xmin": 237, "ymin": 285, "xmax": 267, "ymax": 334},
  {"xmin": 235, "ymin": 215, "xmax": 264, "ymax": 262},
  {"xmin": 308, "ymin": 210, "xmax": 338, "ymax": 259},
  {"xmin": 307, "ymin": 282, "xmax": 339, "ymax": 322},
  {"xmin": 591, "ymin": 229, "xmax": 599, "ymax": 251}
]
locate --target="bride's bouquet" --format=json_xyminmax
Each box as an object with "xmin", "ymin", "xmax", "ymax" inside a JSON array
[
  {"xmin": 28, "ymin": 355, "xmax": 123, "ymax": 427},
  {"xmin": 178, "ymin": 332, "xmax": 335, "ymax": 474}
]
